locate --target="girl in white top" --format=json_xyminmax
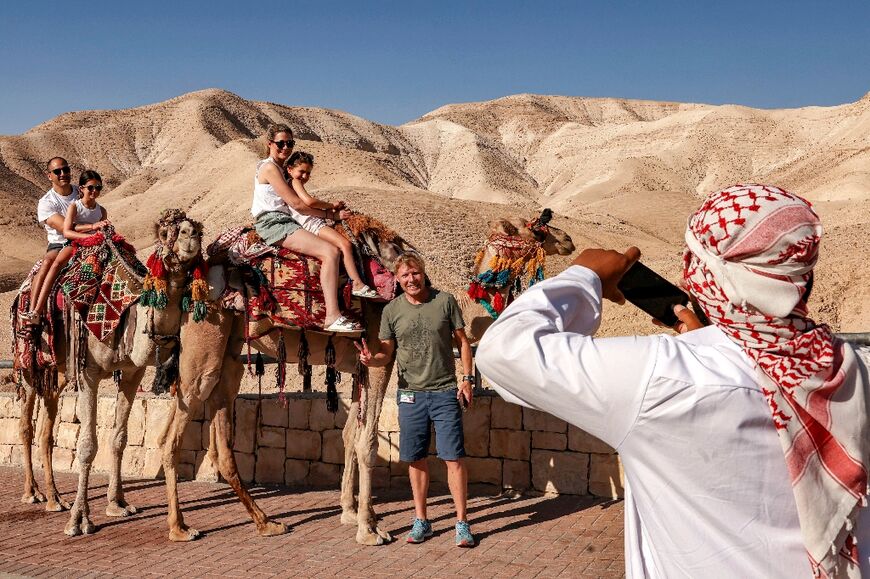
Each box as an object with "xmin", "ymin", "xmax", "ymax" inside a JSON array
[
  {"xmin": 285, "ymin": 151, "xmax": 378, "ymax": 299},
  {"xmin": 251, "ymin": 124, "xmax": 362, "ymax": 334},
  {"xmin": 30, "ymin": 170, "xmax": 110, "ymax": 321}
]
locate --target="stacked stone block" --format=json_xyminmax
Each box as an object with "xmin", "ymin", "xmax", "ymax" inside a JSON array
[{"xmin": 0, "ymin": 390, "xmax": 623, "ymax": 499}]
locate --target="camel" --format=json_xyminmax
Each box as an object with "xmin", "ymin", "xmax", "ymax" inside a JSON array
[
  {"xmin": 160, "ymin": 216, "xmax": 414, "ymax": 545},
  {"xmin": 10, "ymin": 209, "xmax": 205, "ymax": 536},
  {"xmin": 462, "ymin": 212, "xmax": 575, "ymax": 343}
]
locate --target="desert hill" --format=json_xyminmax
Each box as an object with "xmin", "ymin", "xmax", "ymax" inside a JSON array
[{"xmin": 1, "ymin": 88, "xmax": 868, "ymax": 341}]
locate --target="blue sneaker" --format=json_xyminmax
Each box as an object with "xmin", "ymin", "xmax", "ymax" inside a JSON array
[
  {"xmin": 406, "ymin": 518, "xmax": 433, "ymax": 543},
  {"xmin": 455, "ymin": 520, "xmax": 475, "ymax": 547}
]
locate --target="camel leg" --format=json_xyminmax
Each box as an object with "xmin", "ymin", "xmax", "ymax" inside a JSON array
[
  {"xmin": 339, "ymin": 409, "xmax": 360, "ymax": 524},
  {"xmin": 65, "ymin": 371, "xmax": 99, "ymax": 536},
  {"xmin": 162, "ymin": 396, "xmax": 202, "ymax": 541},
  {"xmin": 19, "ymin": 384, "xmax": 45, "ymax": 504},
  {"xmin": 40, "ymin": 387, "xmax": 70, "ymax": 511},
  {"xmin": 353, "ymin": 363, "xmax": 393, "ymax": 545},
  {"xmin": 211, "ymin": 353, "xmax": 287, "ymax": 537},
  {"xmin": 105, "ymin": 368, "xmax": 145, "ymax": 517}
]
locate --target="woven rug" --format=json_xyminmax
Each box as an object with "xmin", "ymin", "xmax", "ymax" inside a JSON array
[
  {"xmin": 60, "ymin": 232, "xmax": 147, "ymax": 342},
  {"xmin": 207, "ymin": 226, "xmax": 361, "ymax": 338},
  {"xmin": 10, "ymin": 262, "xmax": 57, "ymax": 390}
]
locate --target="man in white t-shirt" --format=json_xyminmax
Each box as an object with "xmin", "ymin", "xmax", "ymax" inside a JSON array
[{"xmin": 26, "ymin": 156, "xmax": 79, "ymax": 324}]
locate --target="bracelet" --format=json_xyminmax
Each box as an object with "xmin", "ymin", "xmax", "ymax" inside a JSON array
[{"xmin": 461, "ymin": 375, "xmax": 475, "ymax": 383}]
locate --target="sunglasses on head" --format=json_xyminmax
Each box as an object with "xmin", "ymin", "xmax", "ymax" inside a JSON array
[
  {"xmin": 272, "ymin": 139, "xmax": 295, "ymax": 150},
  {"xmin": 83, "ymin": 184, "xmax": 103, "ymax": 192},
  {"xmin": 51, "ymin": 166, "xmax": 71, "ymax": 176}
]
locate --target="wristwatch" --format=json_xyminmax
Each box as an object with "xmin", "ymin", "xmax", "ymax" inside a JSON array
[{"xmin": 461, "ymin": 375, "xmax": 475, "ymax": 383}]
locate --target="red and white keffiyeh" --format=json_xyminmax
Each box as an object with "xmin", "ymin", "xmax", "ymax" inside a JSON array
[{"xmin": 683, "ymin": 184, "xmax": 869, "ymax": 578}]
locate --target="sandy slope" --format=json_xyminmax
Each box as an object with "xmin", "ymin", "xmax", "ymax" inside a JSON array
[{"xmin": 0, "ymin": 88, "xmax": 867, "ymax": 343}]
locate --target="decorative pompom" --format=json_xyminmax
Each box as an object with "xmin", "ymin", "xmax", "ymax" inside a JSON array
[{"xmin": 492, "ymin": 291, "xmax": 505, "ymax": 313}]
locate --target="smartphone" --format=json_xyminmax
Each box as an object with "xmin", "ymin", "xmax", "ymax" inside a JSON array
[{"xmin": 617, "ymin": 262, "xmax": 689, "ymax": 327}]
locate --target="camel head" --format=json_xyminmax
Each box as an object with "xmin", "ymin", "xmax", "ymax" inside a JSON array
[
  {"xmin": 153, "ymin": 209, "xmax": 204, "ymax": 273},
  {"xmin": 339, "ymin": 213, "xmax": 418, "ymax": 273},
  {"xmin": 490, "ymin": 209, "xmax": 575, "ymax": 257}
]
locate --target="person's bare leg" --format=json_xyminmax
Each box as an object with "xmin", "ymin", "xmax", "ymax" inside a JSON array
[
  {"xmin": 408, "ymin": 458, "xmax": 429, "ymax": 520},
  {"xmin": 28, "ymin": 251, "xmax": 58, "ymax": 317},
  {"xmin": 318, "ymin": 227, "xmax": 367, "ymax": 291},
  {"xmin": 280, "ymin": 229, "xmax": 342, "ymax": 324},
  {"xmin": 445, "ymin": 459, "xmax": 468, "ymax": 522},
  {"xmin": 32, "ymin": 246, "xmax": 73, "ymax": 316}
]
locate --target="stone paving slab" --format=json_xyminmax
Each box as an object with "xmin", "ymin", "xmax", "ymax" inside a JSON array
[{"xmin": 0, "ymin": 466, "xmax": 624, "ymax": 578}]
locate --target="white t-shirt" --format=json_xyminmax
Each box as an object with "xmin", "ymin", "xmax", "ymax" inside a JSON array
[
  {"xmin": 476, "ymin": 266, "xmax": 870, "ymax": 579},
  {"xmin": 37, "ymin": 185, "xmax": 80, "ymax": 245}
]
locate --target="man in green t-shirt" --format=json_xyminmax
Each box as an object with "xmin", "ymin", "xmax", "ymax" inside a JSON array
[{"xmin": 358, "ymin": 253, "xmax": 476, "ymax": 547}]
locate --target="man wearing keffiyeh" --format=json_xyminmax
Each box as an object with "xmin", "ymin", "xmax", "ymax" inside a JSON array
[{"xmin": 477, "ymin": 184, "xmax": 869, "ymax": 578}]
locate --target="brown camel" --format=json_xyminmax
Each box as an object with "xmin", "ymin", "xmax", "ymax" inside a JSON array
[
  {"xmin": 160, "ymin": 219, "xmax": 414, "ymax": 544},
  {"xmin": 462, "ymin": 214, "xmax": 575, "ymax": 343},
  {"xmin": 54, "ymin": 210, "xmax": 205, "ymax": 536}
]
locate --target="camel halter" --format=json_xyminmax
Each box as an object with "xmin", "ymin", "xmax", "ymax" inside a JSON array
[{"xmin": 141, "ymin": 210, "xmax": 208, "ymax": 322}]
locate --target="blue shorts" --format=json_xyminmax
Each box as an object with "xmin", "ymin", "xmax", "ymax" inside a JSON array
[{"xmin": 398, "ymin": 388, "xmax": 466, "ymax": 462}]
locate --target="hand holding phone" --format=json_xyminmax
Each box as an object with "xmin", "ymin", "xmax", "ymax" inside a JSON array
[{"xmin": 616, "ymin": 262, "xmax": 689, "ymax": 327}]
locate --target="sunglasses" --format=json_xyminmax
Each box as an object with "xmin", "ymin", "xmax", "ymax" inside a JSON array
[
  {"xmin": 82, "ymin": 185, "xmax": 103, "ymax": 192},
  {"xmin": 272, "ymin": 139, "xmax": 295, "ymax": 150},
  {"xmin": 51, "ymin": 166, "xmax": 71, "ymax": 176}
]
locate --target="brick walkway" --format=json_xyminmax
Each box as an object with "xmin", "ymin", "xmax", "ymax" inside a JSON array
[{"xmin": 0, "ymin": 466, "xmax": 624, "ymax": 578}]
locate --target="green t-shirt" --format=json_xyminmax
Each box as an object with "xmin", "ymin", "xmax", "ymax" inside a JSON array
[{"xmin": 379, "ymin": 288, "xmax": 465, "ymax": 392}]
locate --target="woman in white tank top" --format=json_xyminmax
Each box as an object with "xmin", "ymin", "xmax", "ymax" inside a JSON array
[
  {"xmin": 251, "ymin": 124, "xmax": 362, "ymax": 334},
  {"xmin": 29, "ymin": 170, "xmax": 110, "ymax": 322}
]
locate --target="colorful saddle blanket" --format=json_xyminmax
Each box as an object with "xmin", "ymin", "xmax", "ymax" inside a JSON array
[
  {"xmin": 61, "ymin": 232, "xmax": 146, "ymax": 341},
  {"xmin": 11, "ymin": 232, "xmax": 144, "ymax": 386},
  {"xmin": 11, "ymin": 262, "xmax": 57, "ymax": 386},
  {"xmin": 207, "ymin": 226, "xmax": 361, "ymax": 338}
]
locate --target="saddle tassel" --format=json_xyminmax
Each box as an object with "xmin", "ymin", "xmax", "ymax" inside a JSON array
[
  {"xmin": 325, "ymin": 336, "xmax": 338, "ymax": 413},
  {"xmin": 276, "ymin": 332, "xmax": 287, "ymax": 405},
  {"xmin": 297, "ymin": 331, "xmax": 312, "ymax": 392}
]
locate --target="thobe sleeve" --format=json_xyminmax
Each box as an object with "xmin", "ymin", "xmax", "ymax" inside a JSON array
[{"xmin": 476, "ymin": 265, "xmax": 659, "ymax": 449}]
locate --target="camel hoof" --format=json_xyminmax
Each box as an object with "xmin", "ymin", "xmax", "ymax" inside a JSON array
[
  {"xmin": 106, "ymin": 502, "xmax": 138, "ymax": 517},
  {"xmin": 21, "ymin": 490, "xmax": 46, "ymax": 504},
  {"xmin": 81, "ymin": 517, "xmax": 96, "ymax": 535},
  {"xmin": 64, "ymin": 521, "xmax": 81, "ymax": 537},
  {"xmin": 45, "ymin": 497, "xmax": 71, "ymax": 512},
  {"xmin": 356, "ymin": 527, "xmax": 390, "ymax": 546},
  {"xmin": 340, "ymin": 509, "xmax": 358, "ymax": 525},
  {"xmin": 257, "ymin": 520, "xmax": 288, "ymax": 537},
  {"xmin": 169, "ymin": 527, "xmax": 201, "ymax": 542}
]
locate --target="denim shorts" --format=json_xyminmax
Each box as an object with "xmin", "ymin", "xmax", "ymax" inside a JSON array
[{"xmin": 398, "ymin": 388, "xmax": 466, "ymax": 462}]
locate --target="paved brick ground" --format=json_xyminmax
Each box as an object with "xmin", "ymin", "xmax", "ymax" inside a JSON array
[{"xmin": 0, "ymin": 466, "xmax": 624, "ymax": 578}]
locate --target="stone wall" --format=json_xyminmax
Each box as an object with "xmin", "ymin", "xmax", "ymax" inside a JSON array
[{"xmin": 0, "ymin": 390, "xmax": 623, "ymax": 499}]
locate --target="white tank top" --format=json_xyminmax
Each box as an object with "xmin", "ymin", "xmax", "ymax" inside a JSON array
[
  {"xmin": 74, "ymin": 199, "xmax": 104, "ymax": 225},
  {"xmin": 251, "ymin": 158, "xmax": 292, "ymax": 218}
]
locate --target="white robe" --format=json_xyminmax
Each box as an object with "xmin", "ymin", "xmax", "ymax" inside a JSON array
[{"xmin": 475, "ymin": 265, "xmax": 870, "ymax": 579}]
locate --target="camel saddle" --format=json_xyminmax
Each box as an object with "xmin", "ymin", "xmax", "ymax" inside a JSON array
[
  {"xmin": 11, "ymin": 230, "xmax": 145, "ymax": 391},
  {"xmin": 206, "ymin": 226, "xmax": 362, "ymax": 339}
]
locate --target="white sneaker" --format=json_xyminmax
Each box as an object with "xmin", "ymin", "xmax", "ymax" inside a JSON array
[{"xmin": 324, "ymin": 315, "xmax": 363, "ymax": 334}]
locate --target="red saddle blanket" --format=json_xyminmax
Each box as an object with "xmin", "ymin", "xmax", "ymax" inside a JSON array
[
  {"xmin": 207, "ymin": 227, "xmax": 361, "ymax": 338},
  {"xmin": 60, "ymin": 232, "xmax": 145, "ymax": 341},
  {"xmin": 11, "ymin": 232, "xmax": 144, "ymax": 385}
]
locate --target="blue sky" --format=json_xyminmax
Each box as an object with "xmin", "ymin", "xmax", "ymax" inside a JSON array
[{"xmin": 1, "ymin": 0, "xmax": 868, "ymax": 134}]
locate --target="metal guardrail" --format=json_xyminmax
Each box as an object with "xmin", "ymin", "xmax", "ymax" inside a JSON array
[{"xmin": 2, "ymin": 335, "xmax": 867, "ymax": 372}]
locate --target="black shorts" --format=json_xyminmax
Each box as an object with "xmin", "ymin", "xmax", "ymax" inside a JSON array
[{"xmin": 46, "ymin": 242, "xmax": 65, "ymax": 252}]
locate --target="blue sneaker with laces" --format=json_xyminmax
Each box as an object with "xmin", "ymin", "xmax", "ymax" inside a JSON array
[
  {"xmin": 455, "ymin": 520, "xmax": 475, "ymax": 547},
  {"xmin": 406, "ymin": 518, "xmax": 433, "ymax": 543}
]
